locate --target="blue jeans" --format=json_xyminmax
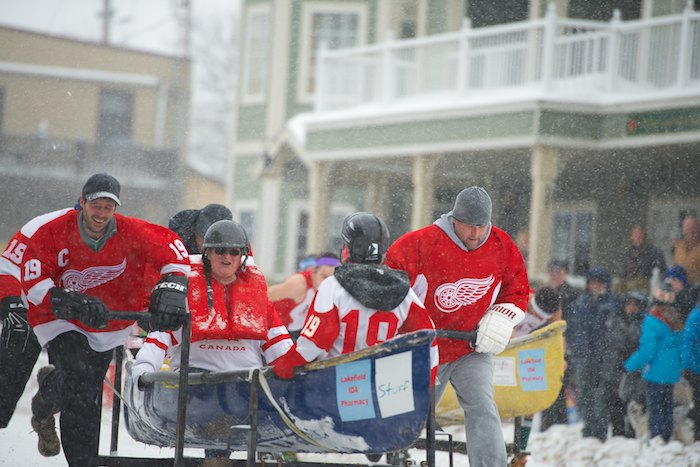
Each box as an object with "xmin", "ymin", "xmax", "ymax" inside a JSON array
[{"xmin": 645, "ymin": 381, "xmax": 674, "ymax": 442}]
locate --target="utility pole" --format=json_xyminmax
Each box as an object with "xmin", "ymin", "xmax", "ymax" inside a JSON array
[{"xmin": 98, "ymin": 0, "xmax": 114, "ymax": 44}]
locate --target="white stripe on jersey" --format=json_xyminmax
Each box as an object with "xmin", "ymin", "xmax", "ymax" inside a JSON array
[
  {"xmin": 27, "ymin": 277, "xmax": 54, "ymax": 306},
  {"xmin": 20, "ymin": 208, "xmax": 73, "ymax": 238},
  {"xmin": 161, "ymin": 263, "xmax": 191, "ymax": 276},
  {"xmin": 0, "ymin": 257, "xmax": 20, "ymax": 281}
]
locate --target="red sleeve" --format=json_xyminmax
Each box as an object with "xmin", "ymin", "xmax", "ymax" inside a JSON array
[
  {"xmin": 494, "ymin": 231, "xmax": 530, "ymax": 311},
  {"xmin": 399, "ymin": 302, "xmax": 439, "ymax": 385},
  {"xmin": 133, "ymin": 219, "xmax": 191, "ymax": 279},
  {"xmin": 398, "ymin": 302, "xmax": 435, "ymax": 334},
  {"xmin": 0, "ymin": 230, "xmax": 26, "ymax": 298},
  {"xmin": 299, "ymin": 297, "xmax": 341, "ymax": 353}
]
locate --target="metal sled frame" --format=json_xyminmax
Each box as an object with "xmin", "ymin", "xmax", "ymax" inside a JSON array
[{"xmin": 95, "ymin": 312, "xmax": 445, "ymax": 467}]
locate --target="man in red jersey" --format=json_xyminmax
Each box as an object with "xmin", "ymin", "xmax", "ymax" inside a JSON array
[
  {"xmin": 0, "ymin": 209, "xmax": 74, "ymax": 429},
  {"xmin": 385, "ymin": 187, "xmax": 529, "ymax": 467},
  {"xmin": 21, "ymin": 173, "xmax": 191, "ymax": 466}
]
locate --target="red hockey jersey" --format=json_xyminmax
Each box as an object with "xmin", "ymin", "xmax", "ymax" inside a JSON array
[
  {"xmin": 294, "ymin": 275, "xmax": 439, "ymax": 378},
  {"xmin": 21, "ymin": 210, "xmax": 191, "ymax": 351},
  {"xmin": 385, "ymin": 224, "xmax": 529, "ymax": 363},
  {"xmin": 1, "ymin": 209, "xmax": 74, "ymax": 300}
]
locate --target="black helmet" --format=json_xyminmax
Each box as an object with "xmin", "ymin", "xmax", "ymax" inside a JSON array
[
  {"xmin": 341, "ymin": 212, "xmax": 390, "ymax": 264},
  {"xmin": 203, "ymin": 220, "xmax": 250, "ymax": 254}
]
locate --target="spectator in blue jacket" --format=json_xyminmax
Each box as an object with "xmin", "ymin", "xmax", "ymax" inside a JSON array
[
  {"xmin": 566, "ymin": 267, "xmax": 620, "ymax": 441},
  {"xmin": 625, "ymin": 282, "xmax": 688, "ymax": 442},
  {"xmin": 682, "ymin": 288, "xmax": 700, "ymax": 441}
]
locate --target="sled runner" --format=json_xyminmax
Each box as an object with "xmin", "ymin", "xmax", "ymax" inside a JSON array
[{"xmin": 121, "ymin": 329, "xmax": 436, "ymax": 456}]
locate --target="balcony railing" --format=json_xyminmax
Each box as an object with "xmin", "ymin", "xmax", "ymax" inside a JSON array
[
  {"xmin": 0, "ymin": 134, "xmax": 179, "ymax": 186},
  {"xmin": 315, "ymin": 2, "xmax": 700, "ymax": 112}
]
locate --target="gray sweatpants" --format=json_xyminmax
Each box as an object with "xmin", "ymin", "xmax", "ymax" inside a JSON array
[{"xmin": 435, "ymin": 351, "xmax": 506, "ymax": 467}]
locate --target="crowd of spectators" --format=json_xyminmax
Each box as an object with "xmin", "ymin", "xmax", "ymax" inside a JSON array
[{"xmin": 529, "ymin": 214, "xmax": 700, "ymax": 444}]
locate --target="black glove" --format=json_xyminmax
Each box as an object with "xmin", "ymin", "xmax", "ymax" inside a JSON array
[
  {"xmin": 140, "ymin": 274, "xmax": 188, "ymax": 332},
  {"xmin": 1, "ymin": 296, "xmax": 29, "ymax": 344},
  {"xmin": 1, "ymin": 296, "xmax": 25, "ymax": 322},
  {"xmin": 49, "ymin": 287, "xmax": 110, "ymax": 329}
]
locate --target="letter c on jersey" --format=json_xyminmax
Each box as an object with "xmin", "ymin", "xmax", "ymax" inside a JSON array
[{"xmin": 58, "ymin": 248, "xmax": 69, "ymax": 267}]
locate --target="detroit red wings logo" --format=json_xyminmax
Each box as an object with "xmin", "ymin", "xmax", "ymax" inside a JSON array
[
  {"xmin": 59, "ymin": 259, "xmax": 127, "ymax": 292},
  {"xmin": 434, "ymin": 275, "xmax": 495, "ymax": 312}
]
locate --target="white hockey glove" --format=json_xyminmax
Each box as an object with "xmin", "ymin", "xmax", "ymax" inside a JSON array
[{"xmin": 475, "ymin": 303, "xmax": 525, "ymax": 354}]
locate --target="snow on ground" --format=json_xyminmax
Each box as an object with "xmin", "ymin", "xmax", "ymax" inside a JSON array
[{"xmin": 2, "ymin": 352, "xmax": 700, "ymax": 466}]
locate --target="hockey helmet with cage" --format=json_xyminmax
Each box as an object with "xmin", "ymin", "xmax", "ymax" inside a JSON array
[
  {"xmin": 341, "ymin": 212, "xmax": 390, "ymax": 264},
  {"xmin": 203, "ymin": 220, "xmax": 250, "ymax": 255}
]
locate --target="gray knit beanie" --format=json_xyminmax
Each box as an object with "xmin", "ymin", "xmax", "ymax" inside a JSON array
[{"xmin": 452, "ymin": 186, "xmax": 492, "ymax": 225}]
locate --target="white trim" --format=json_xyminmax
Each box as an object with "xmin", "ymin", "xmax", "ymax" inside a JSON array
[
  {"xmin": 0, "ymin": 61, "xmax": 161, "ymax": 86},
  {"xmin": 301, "ymin": 136, "xmax": 538, "ymax": 162},
  {"xmin": 297, "ymin": 2, "xmax": 368, "ymax": 104},
  {"xmin": 240, "ymin": 3, "xmax": 272, "ymax": 104}
]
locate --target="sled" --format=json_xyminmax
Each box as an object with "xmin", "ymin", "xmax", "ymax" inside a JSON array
[
  {"xmin": 436, "ymin": 320, "xmax": 567, "ymax": 421},
  {"xmin": 121, "ymin": 329, "xmax": 436, "ymax": 457}
]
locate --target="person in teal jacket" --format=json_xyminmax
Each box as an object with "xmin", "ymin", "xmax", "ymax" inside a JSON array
[
  {"xmin": 625, "ymin": 283, "xmax": 686, "ymax": 442},
  {"xmin": 683, "ymin": 296, "xmax": 700, "ymax": 441}
]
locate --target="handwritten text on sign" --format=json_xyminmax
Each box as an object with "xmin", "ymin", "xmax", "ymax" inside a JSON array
[
  {"xmin": 375, "ymin": 351, "xmax": 414, "ymax": 418},
  {"xmin": 517, "ymin": 348, "xmax": 547, "ymax": 392}
]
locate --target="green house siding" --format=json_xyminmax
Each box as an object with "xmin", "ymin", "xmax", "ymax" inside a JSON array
[
  {"xmin": 540, "ymin": 107, "xmax": 700, "ymax": 141},
  {"xmin": 306, "ymin": 111, "xmax": 535, "ymax": 151},
  {"xmin": 236, "ymin": 105, "xmax": 267, "ymax": 141},
  {"xmin": 539, "ymin": 110, "xmax": 605, "ymax": 140},
  {"xmin": 233, "ymin": 154, "xmax": 263, "ymax": 196}
]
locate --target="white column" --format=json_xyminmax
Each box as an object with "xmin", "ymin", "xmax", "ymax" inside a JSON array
[
  {"xmin": 367, "ymin": 174, "xmax": 389, "ymax": 220},
  {"xmin": 529, "ymin": 145, "xmax": 560, "ymax": 275},
  {"xmin": 308, "ymin": 161, "xmax": 331, "ymax": 253},
  {"xmin": 411, "ymin": 155, "xmax": 438, "ymax": 230},
  {"xmin": 256, "ymin": 175, "xmax": 281, "ymax": 276}
]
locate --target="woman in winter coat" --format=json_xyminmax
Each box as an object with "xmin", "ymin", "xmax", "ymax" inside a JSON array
[
  {"xmin": 132, "ymin": 220, "xmax": 293, "ymax": 464},
  {"xmin": 624, "ymin": 284, "xmax": 687, "ymax": 442}
]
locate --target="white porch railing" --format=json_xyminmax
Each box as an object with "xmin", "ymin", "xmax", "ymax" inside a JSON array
[{"xmin": 314, "ymin": 2, "xmax": 700, "ymax": 112}]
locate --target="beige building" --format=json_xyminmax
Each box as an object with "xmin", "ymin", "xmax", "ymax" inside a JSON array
[{"xmin": 0, "ymin": 26, "xmax": 191, "ymax": 242}]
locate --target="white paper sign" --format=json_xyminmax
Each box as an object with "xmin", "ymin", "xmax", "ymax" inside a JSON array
[
  {"xmin": 375, "ymin": 351, "xmax": 415, "ymax": 418},
  {"xmin": 493, "ymin": 356, "xmax": 517, "ymax": 386}
]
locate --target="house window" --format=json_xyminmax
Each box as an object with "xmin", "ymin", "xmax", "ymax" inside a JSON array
[
  {"xmin": 241, "ymin": 4, "xmax": 271, "ymax": 103},
  {"xmin": 647, "ymin": 198, "xmax": 698, "ymax": 266},
  {"xmin": 97, "ymin": 89, "xmax": 133, "ymax": 145},
  {"xmin": 298, "ymin": 3, "xmax": 367, "ymax": 103},
  {"xmin": 550, "ymin": 207, "xmax": 595, "ymax": 277},
  {"xmin": 285, "ymin": 202, "xmax": 355, "ymax": 276},
  {"xmin": 326, "ymin": 205, "xmax": 356, "ymax": 253},
  {"xmin": 234, "ymin": 201, "xmax": 257, "ymax": 248}
]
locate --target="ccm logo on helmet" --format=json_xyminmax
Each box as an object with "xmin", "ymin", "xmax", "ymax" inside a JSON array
[{"xmin": 154, "ymin": 281, "xmax": 186, "ymax": 293}]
